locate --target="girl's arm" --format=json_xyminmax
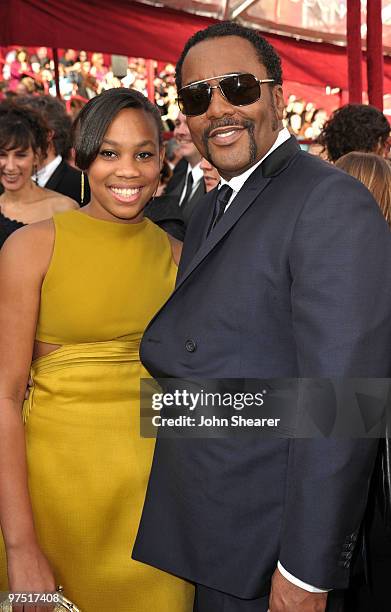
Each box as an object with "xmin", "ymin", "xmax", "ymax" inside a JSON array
[{"xmin": 0, "ymin": 222, "xmax": 56, "ymax": 596}]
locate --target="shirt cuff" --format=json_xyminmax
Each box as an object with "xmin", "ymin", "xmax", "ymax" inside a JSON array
[{"xmin": 277, "ymin": 562, "xmax": 330, "ymax": 593}]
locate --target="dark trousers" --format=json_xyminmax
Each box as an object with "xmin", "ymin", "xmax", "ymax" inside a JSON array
[{"xmin": 194, "ymin": 584, "xmax": 345, "ymax": 612}]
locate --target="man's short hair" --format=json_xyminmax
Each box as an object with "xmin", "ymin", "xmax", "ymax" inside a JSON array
[
  {"xmin": 22, "ymin": 95, "xmax": 73, "ymax": 159},
  {"xmin": 317, "ymin": 104, "xmax": 390, "ymax": 162},
  {"xmin": 175, "ymin": 21, "xmax": 283, "ymax": 91}
]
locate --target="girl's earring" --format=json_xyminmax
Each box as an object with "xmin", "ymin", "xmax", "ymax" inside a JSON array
[
  {"xmin": 152, "ymin": 178, "xmax": 161, "ymax": 201},
  {"xmin": 80, "ymin": 171, "xmax": 85, "ymax": 205},
  {"xmin": 33, "ymin": 164, "xmax": 39, "ymax": 185}
]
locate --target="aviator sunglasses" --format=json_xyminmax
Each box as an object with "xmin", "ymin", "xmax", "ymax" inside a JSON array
[{"xmin": 177, "ymin": 73, "xmax": 275, "ymax": 117}]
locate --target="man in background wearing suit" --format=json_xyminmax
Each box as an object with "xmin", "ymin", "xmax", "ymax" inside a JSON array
[
  {"xmin": 133, "ymin": 22, "xmax": 391, "ymax": 612},
  {"xmin": 165, "ymin": 111, "xmax": 205, "ymax": 225},
  {"xmin": 146, "ymin": 110, "xmax": 206, "ymax": 238},
  {"xmin": 23, "ymin": 95, "xmax": 90, "ymax": 206}
]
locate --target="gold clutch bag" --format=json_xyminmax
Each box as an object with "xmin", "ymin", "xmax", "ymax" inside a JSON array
[{"xmin": 53, "ymin": 589, "xmax": 81, "ymax": 612}]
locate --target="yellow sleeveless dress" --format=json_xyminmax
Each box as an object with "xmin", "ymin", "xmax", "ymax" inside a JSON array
[{"xmin": 0, "ymin": 210, "xmax": 193, "ymax": 611}]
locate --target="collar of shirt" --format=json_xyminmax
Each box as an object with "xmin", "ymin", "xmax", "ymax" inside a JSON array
[
  {"xmin": 219, "ymin": 127, "xmax": 291, "ymax": 209},
  {"xmin": 33, "ymin": 155, "xmax": 63, "ymax": 187},
  {"xmin": 190, "ymin": 161, "xmax": 203, "ymax": 186}
]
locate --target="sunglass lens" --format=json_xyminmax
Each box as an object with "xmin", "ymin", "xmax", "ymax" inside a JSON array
[
  {"xmin": 178, "ymin": 83, "xmax": 210, "ymax": 116},
  {"xmin": 221, "ymin": 74, "xmax": 261, "ymax": 106}
]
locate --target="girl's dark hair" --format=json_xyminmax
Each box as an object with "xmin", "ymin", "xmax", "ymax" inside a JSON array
[
  {"xmin": 73, "ymin": 88, "xmax": 163, "ymax": 171},
  {"xmin": 0, "ymin": 101, "xmax": 49, "ymax": 159}
]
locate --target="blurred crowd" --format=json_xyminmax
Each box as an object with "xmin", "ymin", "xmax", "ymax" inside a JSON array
[
  {"xmin": 284, "ymin": 95, "xmax": 329, "ymax": 139},
  {"xmin": 1, "ymin": 47, "xmax": 331, "ymax": 137},
  {"xmin": 0, "ymin": 47, "xmax": 389, "ymax": 247},
  {"xmin": 0, "ymin": 88, "xmax": 389, "ymax": 250},
  {"xmin": 0, "ymin": 47, "xmax": 179, "ymax": 130}
]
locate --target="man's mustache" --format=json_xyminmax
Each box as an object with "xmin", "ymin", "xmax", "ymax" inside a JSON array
[{"xmin": 203, "ymin": 117, "xmax": 255, "ymax": 140}]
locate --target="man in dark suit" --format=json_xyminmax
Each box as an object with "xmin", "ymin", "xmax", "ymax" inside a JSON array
[
  {"xmin": 42, "ymin": 155, "xmax": 89, "ymax": 206},
  {"xmin": 133, "ymin": 22, "xmax": 391, "ymax": 612},
  {"xmin": 163, "ymin": 111, "xmax": 205, "ymax": 225}
]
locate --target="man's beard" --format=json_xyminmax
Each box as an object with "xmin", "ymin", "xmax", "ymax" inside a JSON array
[{"xmin": 202, "ymin": 117, "xmax": 257, "ymax": 169}]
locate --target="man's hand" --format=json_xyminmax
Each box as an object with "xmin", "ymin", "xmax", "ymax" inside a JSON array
[{"xmin": 268, "ymin": 568, "xmax": 328, "ymax": 612}]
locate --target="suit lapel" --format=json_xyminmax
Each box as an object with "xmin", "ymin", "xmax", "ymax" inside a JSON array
[
  {"xmin": 176, "ymin": 136, "xmax": 300, "ymax": 292},
  {"xmin": 261, "ymin": 135, "xmax": 300, "ymax": 177},
  {"xmin": 181, "ymin": 178, "xmax": 206, "ymax": 224},
  {"xmin": 45, "ymin": 160, "xmax": 66, "ymax": 190},
  {"xmin": 200, "ymin": 186, "xmax": 220, "ymax": 243},
  {"xmin": 176, "ymin": 165, "xmax": 270, "ymax": 291},
  {"xmin": 144, "ymin": 136, "xmax": 301, "ymax": 330},
  {"xmin": 176, "ymin": 189, "xmax": 217, "ymax": 282},
  {"xmin": 170, "ymin": 174, "xmax": 186, "ymax": 197},
  {"xmin": 166, "ymin": 159, "xmax": 188, "ymax": 196}
]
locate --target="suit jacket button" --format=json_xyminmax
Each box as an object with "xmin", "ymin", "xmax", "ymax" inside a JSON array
[{"xmin": 185, "ymin": 339, "xmax": 197, "ymax": 353}]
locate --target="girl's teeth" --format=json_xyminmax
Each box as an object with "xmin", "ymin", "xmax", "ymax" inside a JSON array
[{"xmin": 111, "ymin": 187, "xmax": 140, "ymax": 196}]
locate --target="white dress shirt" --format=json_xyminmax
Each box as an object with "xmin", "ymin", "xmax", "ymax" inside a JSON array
[
  {"xmin": 179, "ymin": 161, "xmax": 203, "ymax": 206},
  {"xmin": 218, "ymin": 127, "xmax": 328, "ymax": 594},
  {"xmin": 33, "ymin": 155, "xmax": 62, "ymax": 187}
]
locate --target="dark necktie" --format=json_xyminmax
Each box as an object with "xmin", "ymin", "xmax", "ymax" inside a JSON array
[
  {"xmin": 209, "ymin": 184, "xmax": 233, "ymax": 233},
  {"xmin": 181, "ymin": 172, "xmax": 194, "ymax": 208}
]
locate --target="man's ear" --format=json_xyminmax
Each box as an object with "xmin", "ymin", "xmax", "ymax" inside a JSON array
[
  {"xmin": 273, "ymin": 85, "xmax": 285, "ymax": 121},
  {"xmin": 47, "ymin": 129, "xmax": 55, "ymax": 143}
]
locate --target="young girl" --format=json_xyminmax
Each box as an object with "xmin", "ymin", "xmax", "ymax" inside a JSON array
[{"xmin": 0, "ymin": 88, "xmax": 193, "ymax": 612}]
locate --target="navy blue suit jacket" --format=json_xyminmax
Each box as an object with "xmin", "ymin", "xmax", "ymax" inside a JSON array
[{"xmin": 133, "ymin": 137, "xmax": 391, "ymax": 598}]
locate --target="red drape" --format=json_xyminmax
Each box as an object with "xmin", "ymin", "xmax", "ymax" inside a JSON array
[
  {"xmin": 346, "ymin": 0, "xmax": 362, "ymax": 103},
  {"xmin": 52, "ymin": 47, "xmax": 60, "ymax": 99},
  {"xmin": 367, "ymin": 0, "xmax": 384, "ymax": 110},
  {"xmin": 0, "ymin": 0, "xmax": 390, "ymax": 94}
]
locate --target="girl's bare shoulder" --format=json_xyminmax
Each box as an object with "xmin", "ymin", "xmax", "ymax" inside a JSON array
[{"xmin": 0, "ymin": 219, "xmax": 55, "ymax": 277}]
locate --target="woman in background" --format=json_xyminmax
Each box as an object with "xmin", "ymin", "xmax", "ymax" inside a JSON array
[
  {"xmin": 89, "ymin": 53, "xmax": 109, "ymax": 92},
  {"xmin": 8, "ymin": 48, "xmax": 31, "ymax": 92},
  {"xmin": 336, "ymin": 150, "xmax": 391, "ymax": 612},
  {"xmin": 0, "ymin": 102, "xmax": 77, "ymax": 248},
  {"xmin": 0, "ymin": 88, "xmax": 193, "ymax": 611},
  {"xmin": 336, "ymin": 152, "xmax": 391, "ymax": 227}
]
